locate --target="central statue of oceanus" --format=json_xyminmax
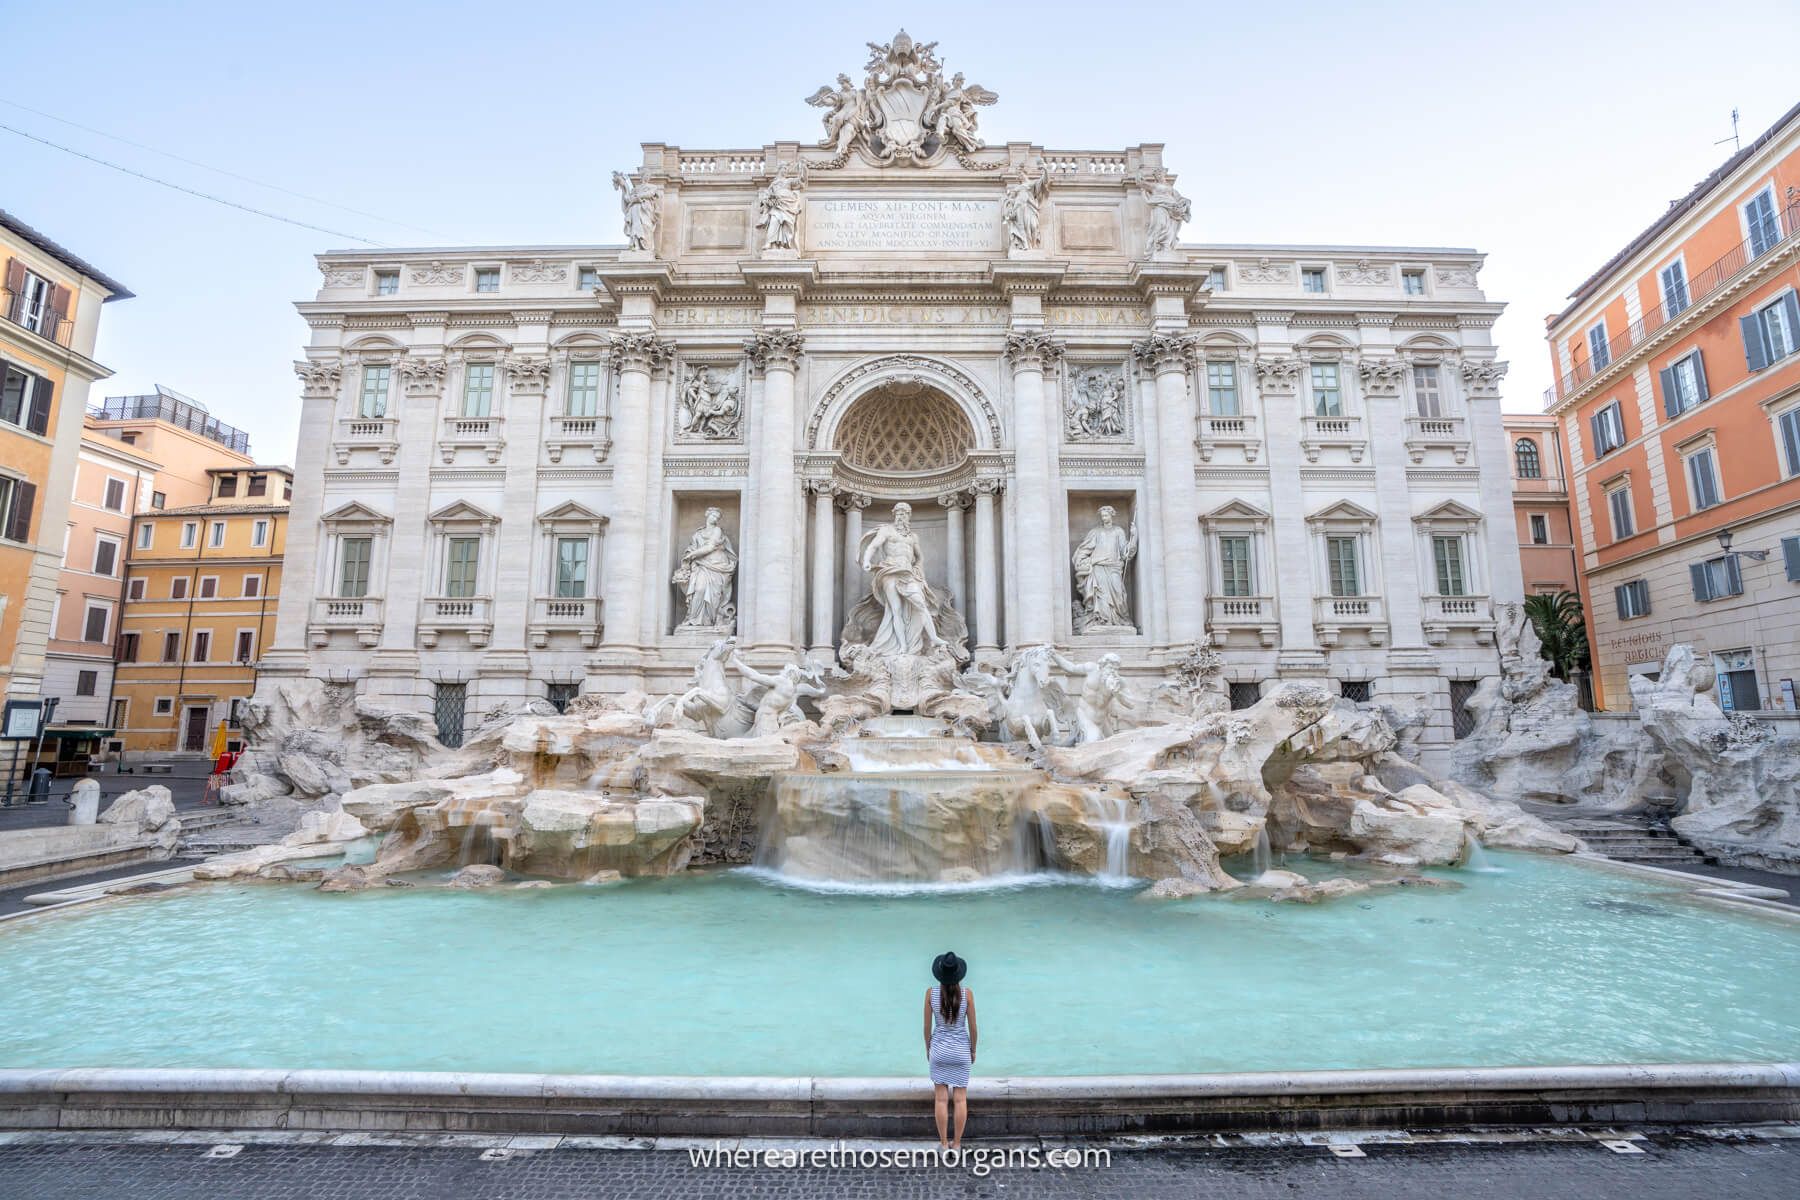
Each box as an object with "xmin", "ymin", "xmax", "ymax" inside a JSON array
[{"xmin": 856, "ymin": 502, "xmax": 949, "ymax": 658}]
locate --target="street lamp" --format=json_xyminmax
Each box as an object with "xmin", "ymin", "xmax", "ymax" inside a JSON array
[{"xmin": 1716, "ymin": 527, "xmax": 1770, "ymax": 562}]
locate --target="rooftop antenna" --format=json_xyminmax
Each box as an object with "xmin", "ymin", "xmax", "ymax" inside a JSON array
[{"xmin": 1715, "ymin": 107, "xmax": 1741, "ymax": 152}]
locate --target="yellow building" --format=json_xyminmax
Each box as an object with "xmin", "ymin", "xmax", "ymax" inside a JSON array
[
  {"xmin": 1, "ymin": 210, "xmax": 131, "ymax": 741},
  {"xmin": 113, "ymin": 465, "xmax": 291, "ymax": 753}
]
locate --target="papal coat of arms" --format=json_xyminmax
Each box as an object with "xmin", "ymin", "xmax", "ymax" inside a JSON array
[{"xmin": 805, "ymin": 30, "xmax": 999, "ymax": 167}]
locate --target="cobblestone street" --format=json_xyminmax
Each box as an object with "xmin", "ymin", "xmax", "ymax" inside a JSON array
[{"xmin": 0, "ymin": 1129, "xmax": 1795, "ymax": 1199}]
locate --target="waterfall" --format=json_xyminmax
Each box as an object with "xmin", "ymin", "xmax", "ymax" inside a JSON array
[
  {"xmin": 1463, "ymin": 832, "xmax": 1498, "ymax": 873},
  {"xmin": 1252, "ymin": 826, "xmax": 1272, "ymax": 877},
  {"xmin": 1085, "ymin": 791, "xmax": 1134, "ymax": 883}
]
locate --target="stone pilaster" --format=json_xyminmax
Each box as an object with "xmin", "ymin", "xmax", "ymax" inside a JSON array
[
  {"xmin": 1134, "ymin": 333, "xmax": 1205, "ymax": 650},
  {"xmin": 807, "ymin": 479, "xmax": 837, "ymax": 657},
  {"xmin": 597, "ymin": 333, "xmax": 672, "ymax": 670},
  {"xmin": 745, "ymin": 331, "xmax": 805, "ymax": 658},
  {"xmin": 939, "ymin": 491, "xmax": 968, "ymax": 611},
  {"xmin": 1002, "ymin": 331, "xmax": 1062, "ymax": 646},
  {"xmin": 972, "ymin": 478, "xmax": 1002, "ymax": 655},
  {"xmin": 839, "ymin": 491, "xmax": 869, "ymax": 629}
]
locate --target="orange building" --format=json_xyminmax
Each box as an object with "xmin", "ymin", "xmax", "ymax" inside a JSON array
[
  {"xmin": 1503, "ymin": 413, "xmax": 1580, "ymax": 599},
  {"xmin": 1544, "ymin": 103, "xmax": 1800, "ymax": 712}
]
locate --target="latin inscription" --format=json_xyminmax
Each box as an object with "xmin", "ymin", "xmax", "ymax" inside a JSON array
[
  {"xmin": 658, "ymin": 302, "xmax": 1147, "ymax": 328},
  {"xmin": 807, "ymin": 198, "xmax": 1000, "ymax": 253}
]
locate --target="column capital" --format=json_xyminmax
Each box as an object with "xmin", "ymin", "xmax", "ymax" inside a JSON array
[
  {"xmin": 835, "ymin": 490, "xmax": 872, "ymax": 512},
  {"xmin": 1459, "ymin": 358, "xmax": 1508, "ymax": 400},
  {"xmin": 972, "ymin": 477, "xmax": 1005, "ymax": 496},
  {"xmin": 610, "ymin": 333, "xmax": 673, "ymax": 374},
  {"xmin": 1252, "ymin": 354, "xmax": 1303, "ymax": 395},
  {"xmin": 746, "ymin": 330, "xmax": 806, "ymax": 373},
  {"xmin": 503, "ymin": 355, "xmax": 553, "ymax": 395},
  {"xmin": 1356, "ymin": 356, "xmax": 1404, "ymax": 398},
  {"xmin": 937, "ymin": 490, "xmax": 970, "ymax": 509},
  {"xmin": 294, "ymin": 359, "xmax": 342, "ymax": 399},
  {"xmin": 1002, "ymin": 331, "xmax": 1064, "ymax": 371},
  {"xmin": 805, "ymin": 477, "xmax": 838, "ymax": 497},
  {"xmin": 395, "ymin": 356, "xmax": 449, "ymax": 396},
  {"xmin": 1131, "ymin": 333, "xmax": 1195, "ymax": 375}
]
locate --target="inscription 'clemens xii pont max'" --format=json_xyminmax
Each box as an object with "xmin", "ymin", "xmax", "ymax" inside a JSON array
[{"xmin": 807, "ymin": 198, "xmax": 1000, "ymax": 252}]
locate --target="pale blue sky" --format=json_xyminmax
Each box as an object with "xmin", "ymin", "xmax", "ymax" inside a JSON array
[{"xmin": 5, "ymin": 1, "xmax": 1793, "ymax": 461}]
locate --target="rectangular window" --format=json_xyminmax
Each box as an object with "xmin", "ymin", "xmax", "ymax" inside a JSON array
[
  {"xmin": 161, "ymin": 632, "xmax": 180, "ymax": 662},
  {"xmin": 359, "ymin": 365, "xmax": 390, "ymax": 418},
  {"xmin": 1450, "ymin": 680, "xmax": 1479, "ymax": 739},
  {"xmin": 1587, "ymin": 321, "xmax": 1611, "ymax": 370},
  {"xmin": 1659, "ymin": 351, "xmax": 1708, "ymax": 417},
  {"xmin": 547, "ymin": 682, "xmax": 580, "ymax": 713},
  {"xmin": 1205, "ymin": 266, "xmax": 1227, "ymax": 291},
  {"xmin": 474, "ymin": 268, "xmax": 500, "ymax": 293},
  {"xmin": 1686, "ymin": 447, "xmax": 1722, "ymax": 510},
  {"xmin": 75, "ymin": 670, "xmax": 97, "ymax": 697},
  {"xmin": 93, "ymin": 537, "xmax": 118, "ymax": 577},
  {"xmin": 1745, "ymin": 189, "xmax": 1781, "ymax": 258},
  {"xmin": 1432, "ymin": 535, "xmax": 1467, "ymax": 596},
  {"xmin": 1326, "ymin": 536, "xmax": 1360, "ymax": 596},
  {"xmin": 1659, "ymin": 260, "xmax": 1690, "ymax": 316},
  {"xmin": 192, "ymin": 630, "xmax": 210, "ymax": 662},
  {"xmin": 136, "ymin": 523, "xmax": 153, "ymax": 550},
  {"xmin": 1412, "ymin": 364, "xmax": 1443, "ymax": 417},
  {"xmin": 1615, "ymin": 579, "xmax": 1651, "ymax": 619},
  {"xmin": 0, "ymin": 363, "xmax": 51, "ymax": 435},
  {"xmin": 1590, "ymin": 401, "xmax": 1625, "ymax": 455},
  {"xmin": 1205, "ymin": 361, "xmax": 1239, "ymax": 416},
  {"xmin": 102, "ymin": 478, "xmax": 126, "ymax": 511},
  {"xmin": 252, "ymin": 519, "xmax": 269, "ymax": 547},
  {"xmin": 1743, "ymin": 292, "xmax": 1800, "ymax": 370},
  {"xmin": 151, "ymin": 490, "xmax": 165, "ymax": 509},
  {"xmin": 0, "ymin": 475, "xmax": 33, "ymax": 543},
  {"xmin": 1691, "ymin": 554, "xmax": 1744, "ymax": 601},
  {"xmin": 577, "ymin": 267, "xmax": 600, "ymax": 291},
  {"xmin": 1310, "ymin": 363, "xmax": 1342, "ymax": 416},
  {"xmin": 462, "ymin": 363, "xmax": 495, "ymax": 416},
  {"xmin": 180, "ymin": 521, "xmax": 197, "ymax": 548},
  {"xmin": 209, "ymin": 521, "xmax": 225, "ymax": 547},
  {"xmin": 434, "ymin": 682, "xmax": 467, "ymax": 748},
  {"xmin": 1340, "ymin": 680, "xmax": 1372, "ymax": 703},
  {"xmin": 82, "ymin": 604, "xmax": 109, "ymax": 643},
  {"xmin": 154, "ymin": 697, "xmax": 173, "ymax": 715},
  {"xmin": 1218, "ymin": 535, "xmax": 1252, "ymax": 597},
  {"xmin": 1228, "ymin": 681, "xmax": 1261, "ymax": 710},
  {"xmin": 339, "ymin": 537, "xmax": 372, "ymax": 598},
  {"xmin": 127, "ymin": 578, "xmax": 145, "ymax": 600},
  {"xmin": 170, "ymin": 576, "xmax": 189, "ymax": 600},
  {"xmin": 1784, "ymin": 534, "xmax": 1800, "ymax": 582},
  {"xmin": 1714, "ymin": 648, "xmax": 1760, "ymax": 712},
  {"xmin": 1301, "ymin": 268, "xmax": 1326, "ymax": 293},
  {"xmin": 242, "ymin": 575, "xmax": 261, "ymax": 598},
  {"xmin": 444, "ymin": 536, "xmax": 480, "ymax": 597},
  {"xmin": 375, "ymin": 270, "xmax": 399, "ymax": 295},
  {"xmin": 1781, "ymin": 407, "xmax": 1800, "ymax": 477},
  {"xmin": 216, "ymin": 474, "xmax": 237, "ymax": 498},
  {"xmin": 1402, "ymin": 270, "xmax": 1425, "ymax": 296},
  {"xmin": 555, "ymin": 537, "xmax": 589, "ymax": 598},
  {"xmin": 199, "ymin": 576, "xmax": 218, "ymax": 599},
  {"xmin": 118, "ymin": 632, "xmax": 139, "ymax": 663},
  {"xmin": 235, "ymin": 630, "xmax": 254, "ymax": 662},
  {"xmin": 1529, "ymin": 514, "xmax": 1549, "ymax": 544},
  {"xmin": 567, "ymin": 362, "xmax": 601, "ymax": 417},
  {"xmin": 247, "ymin": 475, "xmax": 267, "ymax": 498},
  {"xmin": 1606, "ymin": 485, "xmax": 1634, "ymax": 540}
]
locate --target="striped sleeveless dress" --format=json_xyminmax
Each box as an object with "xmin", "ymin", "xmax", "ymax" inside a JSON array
[{"xmin": 928, "ymin": 985, "xmax": 972, "ymax": 1088}]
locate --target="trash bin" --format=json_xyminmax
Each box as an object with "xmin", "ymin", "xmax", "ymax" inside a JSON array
[
  {"xmin": 66, "ymin": 778, "xmax": 100, "ymax": 825},
  {"xmin": 28, "ymin": 767, "xmax": 51, "ymax": 805}
]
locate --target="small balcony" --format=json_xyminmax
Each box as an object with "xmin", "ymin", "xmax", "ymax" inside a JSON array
[
  {"xmin": 1195, "ymin": 412, "xmax": 1260, "ymax": 463},
  {"xmin": 334, "ymin": 416, "xmax": 400, "ymax": 465},
  {"xmin": 530, "ymin": 595, "xmax": 604, "ymax": 649},
  {"xmin": 308, "ymin": 596, "xmax": 384, "ymax": 648},
  {"xmin": 545, "ymin": 412, "xmax": 613, "ymax": 464},
  {"xmin": 437, "ymin": 415, "xmax": 506, "ymax": 464},
  {"xmin": 3, "ymin": 287, "xmax": 72, "ymax": 348},
  {"xmin": 1207, "ymin": 595, "xmax": 1278, "ymax": 646},
  {"xmin": 1313, "ymin": 595, "xmax": 1387, "ymax": 646},
  {"xmin": 419, "ymin": 596, "xmax": 493, "ymax": 647},
  {"xmin": 1300, "ymin": 414, "xmax": 1365, "ymax": 462},
  {"xmin": 1422, "ymin": 593, "xmax": 1495, "ymax": 645},
  {"xmin": 1404, "ymin": 415, "xmax": 1470, "ymax": 463}
]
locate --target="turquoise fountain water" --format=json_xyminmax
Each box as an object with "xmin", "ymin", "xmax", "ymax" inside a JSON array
[{"xmin": 0, "ymin": 852, "xmax": 1796, "ymax": 1077}]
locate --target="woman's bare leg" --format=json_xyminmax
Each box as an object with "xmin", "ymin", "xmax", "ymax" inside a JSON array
[
  {"xmin": 934, "ymin": 1084, "xmax": 949, "ymax": 1147},
  {"xmin": 951, "ymin": 1087, "xmax": 967, "ymax": 1148}
]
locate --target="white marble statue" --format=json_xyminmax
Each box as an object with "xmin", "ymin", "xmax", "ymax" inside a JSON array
[
  {"xmin": 676, "ymin": 366, "xmax": 742, "ymax": 441},
  {"xmin": 612, "ymin": 171, "xmax": 662, "ymax": 252},
  {"xmin": 1002, "ymin": 165, "xmax": 1048, "ymax": 251},
  {"xmin": 991, "ymin": 645, "xmax": 1065, "ymax": 751},
  {"xmin": 729, "ymin": 652, "xmax": 827, "ymax": 736},
  {"xmin": 756, "ymin": 162, "xmax": 804, "ymax": 250},
  {"xmin": 672, "ymin": 508, "xmax": 737, "ymax": 629},
  {"xmin": 1072, "ymin": 506, "xmax": 1138, "ymax": 632},
  {"xmin": 934, "ymin": 72, "xmax": 997, "ymax": 154},
  {"xmin": 1064, "ymin": 366, "xmax": 1126, "ymax": 440},
  {"xmin": 1140, "ymin": 175, "xmax": 1191, "ymax": 256},
  {"xmin": 1052, "ymin": 650, "xmax": 1137, "ymax": 743},
  {"xmin": 805, "ymin": 32, "xmax": 997, "ymax": 166},
  {"xmin": 858, "ymin": 502, "xmax": 949, "ymax": 657},
  {"xmin": 650, "ymin": 637, "xmax": 744, "ymax": 736}
]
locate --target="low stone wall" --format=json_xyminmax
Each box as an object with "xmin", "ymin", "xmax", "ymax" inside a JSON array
[{"xmin": 0, "ymin": 1064, "xmax": 1794, "ymax": 1137}]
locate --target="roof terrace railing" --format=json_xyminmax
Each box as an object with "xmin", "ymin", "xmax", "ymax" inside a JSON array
[
  {"xmin": 89, "ymin": 395, "xmax": 251, "ymax": 455},
  {"xmin": 1548, "ymin": 200, "xmax": 1800, "ymax": 408}
]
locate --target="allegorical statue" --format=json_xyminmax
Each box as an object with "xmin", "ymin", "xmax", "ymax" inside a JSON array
[
  {"xmin": 672, "ymin": 507, "xmax": 737, "ymax": 629},
  {"xmin": 1001, "ymin": 164, "xmax": 1048, "ymax": 251},
  {"xmin": 1140, "ymin": 175, "xmax": 1191, "ymax": 256},
  {"xmin": 858, "ymin": 502, "xmax": 949, "ymax": 658},
  {"xmin": 1052, "ymin": 651, "xmax": 1138, "ymax": 743},
  {"xmin": 1064, "ymin": 366, "xmax": 1126, "ymax": 440},
  {"xmin": 612, "ymin": 171, "xmax": 662, "ymax": 253},
  {"xmin": 756, "ymin": 161, "xmax": 805, "ymax": 250},
  {"xmin": 676, "ymin": 367, "xmax": 742, "ymax": 440},
  {"xmin": 1071, "ymin": 506, "xmax": 1138, "ymax": 632}
]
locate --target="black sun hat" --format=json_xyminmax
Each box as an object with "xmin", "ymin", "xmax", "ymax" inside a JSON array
[{"xmin": 931, "ymin": 951, "xmax": 967, "ymax": 985}]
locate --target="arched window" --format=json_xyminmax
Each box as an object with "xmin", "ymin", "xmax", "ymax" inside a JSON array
[{"xmin": 1515, "ymin": 438, "xmax": 1542, "ymax": 479}]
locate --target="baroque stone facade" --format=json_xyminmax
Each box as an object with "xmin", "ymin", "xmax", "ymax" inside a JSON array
[{"xmin": 262, "ymin": 32, "xmax": 1521, "ymax": 769}]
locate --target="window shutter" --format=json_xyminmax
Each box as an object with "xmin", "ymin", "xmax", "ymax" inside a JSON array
[
  {"xmin": 1743, "ymin": 312, "xmax": 1770, "ymax": 371},
  {"xmin": 1614, "ymin": 584, "xmax": 1628, "ymax": 617},
  {"xmin": 1589, "ymin": 411, "xmax": 1604, "ymax": 452},
  {"xmin": 1658, "ymin": 365, "xmax": 1678, "ymax": 418},
  {"xmin": 1725, "ymin": 554, "xmax": 1743, "ymax": 596},
  {"xmin": 1783, "ymin": 535, "xmax": 1800, "ymax": 583},
  {"xmin": 4, "ymin": 480, "xmax": 34, "ymax": 542},
  {"xmin": 1691, "ymin": 353, "xmax": 1709, "ymax": 403},
  {"xmin": 3, "ymin": 258, "xmax": 23, "ymax": 296},
  {"xmin": 1690, "ymin": 562, "xmax": 1711, "ymax": 601},
  {"xmin": 24, "ymin": 375, "xmax": 51, "ymax": 436},
  {"xmin": 1636, "ymin": 581, "xmax": 1651, "ymax": 616},
  {"xmin": 1783, "ymin": 294, "xmax": 1800, "ymax": 353},
  {"xmin": 48, "ymin": 283, "xmax": 70, "ymax": 326}
]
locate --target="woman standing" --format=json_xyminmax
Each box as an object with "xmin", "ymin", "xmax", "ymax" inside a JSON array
[{"xmin": 924, "ymin": 951, "xmax": 976, "ymax": 1149}]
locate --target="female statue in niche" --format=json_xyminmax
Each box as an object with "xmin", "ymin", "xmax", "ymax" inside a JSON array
[
  {"xmin": 1072, "ymin": 506, "xmax": 1138, "ymax": 631},
  {"xmin": 673, "ymin": 507, "xmax": 738, "ymax": 629}
]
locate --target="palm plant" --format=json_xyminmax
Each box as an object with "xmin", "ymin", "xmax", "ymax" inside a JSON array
[{"xmin": 1522, "ymin": 590, "xmax": 1589, "ymax": 682}]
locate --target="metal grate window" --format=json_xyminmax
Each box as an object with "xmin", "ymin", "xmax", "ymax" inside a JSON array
[
  {"xmin": 434, "ymin": 683, "xmax": 467, "ymax": 748},
  {"xmin": 1449, "ymin": 679, "xmax": 1479, "ymax": 739},
  {"xmin": 1228, "ymin": 681, "xmax": 1261, "ymax": 711},
  {"xmin": 1340, "ymin": 680, "xmax": 1371, "ymax": 704},
  {"xmin": 546, "ymin": 683, "xmax": 579, "ymax": 713}
]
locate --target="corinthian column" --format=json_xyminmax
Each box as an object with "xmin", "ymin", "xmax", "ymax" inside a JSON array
[
  {"xmin": 972, "ymin": 479, "xmax": 1001, "ymax": 655},
  {"xmin": 840, "ymin": 491, "xmax": 869, "ymax": 618},
  {"xmin": 746, "ymin": 331, "xmax": 805, "ymax": 656},
  {"xmin": 1002, "ymin": 332, "xmax": 1062, "ymax": 646},
  {"xmin": 808, "ymin": 480, "xmax": 836, "ymax": 657},
  {"xmin": 939, "ymin": 491, "xmax": 967, "ymax": 610},
  {"xmin": 1135, "ymin": 334, "xmax": 1205, "ymax": 648},
  {"xmin": 598, "ymin": 333, "xmax": 670, "ymax": 662}
]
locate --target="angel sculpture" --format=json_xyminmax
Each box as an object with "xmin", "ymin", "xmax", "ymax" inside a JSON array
[
  {"xmin": 932, "ymin": 73, "xmax": 998, "ymax": 153},
  {"xmin": 805, "ymin": 74, "xmax": 870, "ymax": 155}
]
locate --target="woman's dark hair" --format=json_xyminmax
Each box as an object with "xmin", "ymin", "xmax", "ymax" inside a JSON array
[{"xmin": 932, "ymin": 952, "xmax": 966, "ymax": 1022}]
